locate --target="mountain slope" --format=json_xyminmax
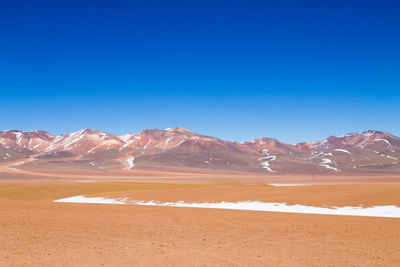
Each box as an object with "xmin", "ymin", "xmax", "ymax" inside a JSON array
[{"xmin": 0, "ymin": 128, "xmax": 399, "ymax": 175}]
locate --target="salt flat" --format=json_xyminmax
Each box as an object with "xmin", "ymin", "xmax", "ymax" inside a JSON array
[{"xmin": 55, "ymin": 195, "xmax": 400, "ymax": 218}]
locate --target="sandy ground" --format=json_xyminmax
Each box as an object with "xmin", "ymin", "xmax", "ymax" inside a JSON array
[{"xmin": 1, "ymin": 178, "xmax": 400, "ymax": 267}]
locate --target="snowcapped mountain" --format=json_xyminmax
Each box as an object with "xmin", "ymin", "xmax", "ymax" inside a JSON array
[
  {"xmin": 0, "ymin": 128, "xmax": 399, "ymax": 175},
  {"xmin": 119, "ymin": 127, "xmax": 233, "ymax": 153},
  {"xmin": 38, "ymin": 128, "xmax": 125, "ymax": 155},
  {"xmin": 0, "ymin": 130, "xmax": 55, "ymax": 152}
]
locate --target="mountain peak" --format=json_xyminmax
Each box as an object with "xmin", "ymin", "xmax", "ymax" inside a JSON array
[
  {"xmin": 164, "ymin": 127, "xmax": 193, "ymax": 133},
  {"xmin": 71, "ymin": 128, "xmax": 106, "ymax": 136}
]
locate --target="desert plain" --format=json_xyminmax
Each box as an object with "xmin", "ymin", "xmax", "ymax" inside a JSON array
[{"xmin": 1, "ymin": 164, "xmax": 400, "ymax": 267}]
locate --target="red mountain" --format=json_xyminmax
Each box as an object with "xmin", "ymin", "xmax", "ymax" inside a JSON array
[{"xmin": 0, "ymin": 128, "xmax": 399, "ymax": 175}]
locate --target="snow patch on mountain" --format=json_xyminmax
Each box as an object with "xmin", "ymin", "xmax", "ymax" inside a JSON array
[
  {"xmin": 310, "ymin": 152, "xmax": 340, "ymax": 171},
  {"xmin": 143, "ymin": 140, "xmax": 152, "ymax": 149},
  {"xmin": 311, "ymin": 139, "xmax": 327, "ymax": 149},
  {"xmin": 258, "ymin": 150, "xmax": 277, "ymax": 173},
  {"xmin": 334, "ymin": 149, "xmax": 352, "ymax": 154},
  {"xmin": 308, "ymin": 152, "xmax": 332, "ymax": 160},
  {"xmin": 125, "ymin": 157, "xmax": 135, "ymax": 169},
  {"xmin": 357, "ymin": 130, "xmax": 376, "ymax": 148},
  {"xmin": 13, "ymin": 132, "xmax": 23, "ymax": 146},
  {"xmin": 385, "ymin": 155, "xmax": 398, "ymax": 160},
  {"xmin": 320, "ymin": 158, "xmax": 340, "ymax": 172},
  {"xmin": 121, "ymin": 135, "xmax": 141, "ymax": 150},
  {"xmin": 63, "ymin": 129, "xmax": 87, "ymax": 150},
  {"xmin": 171, "ymin": 140, "xmax": 186, "ymax": 149},
  {"xmin": 163, "ymin": 137, "xmax": 173, "ymax": 148},
  {"xmin": 374, "ymin": 138, "xmax": 392, "ymax": 147}
]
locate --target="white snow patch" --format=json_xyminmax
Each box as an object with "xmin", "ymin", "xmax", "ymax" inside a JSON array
[
  {"xmin": 88, "ymin": 143, "xmax": 104, "ymax": 153},
  {"xmin": 55, "ymin": 195, "xmax": 127, "ymax": 204},
  {"xmin": 320, "ymin": 158, "xmax": 340, "ymax": 172},
  {"xmin": 121, "ymin": 135, "xmax": 141, "ymax": 150},
  {"xmin": 171, "ymin": 140, "xmax": 186, "ymax": 148},
  {"xmin": 13, "ymin": 132, "xmax": 23, "ymax": 146},
  {"xmin": 357, "ymin": 131, "xmax": 376, "ymax": 148},
  {"xmin": 374, "ymin": 139, "xmax": 392, "ymax": 147},
  {"xmin": 376, "ymin": 152, "xmax": 398, "ymax": 160},
  {"xmin": 119, "ymin": 133, "xmax": 134, "ymax": 142},
  {"xmin": 143, "ymin": 140, "xmax": 152, "ymax": 149},
  {"xmin": 356, "ymin": 163, "xmax": 385, "ymax": 168},
  {"xmin": 7, "ymin": 161, "xmax": 26, "ymax": 171},
  {"xmin": 259, "ymin": 155, "xmax": 277, "ymax": 161},
  {"xmin": 163, "ymin": 137, "xmax": 173, "ymax": 148},
  {"xmin": 308, "ymin": 152, "xmax": 332, "ymax": 160},
  {"xmin": 125, "ymin": 157, "xmax": 135, "ymax": 169},
  {"xmin": 42, "ymin": 135, "xmax": 64, "ymax": 153},
  {"xmin": 268, "ymin": 184, "xmax": 312, "ymax": 187},
  {"xmin": 385, "ymin": 155, "xmax": 398, "ymax": 160},
  {"xmin": 258, "ymin": 150, "xmax": 277, "ymax": 173},
  {"xmin": 334, "ymin": 149, "xmax": 352, "ymax": 154},
  {"xmin": 362, "ymin": 131, "xmax": 375, "ymax": 139},
  {"xmin": 54, "ymin": 196, "xmax": 400, "ymax": 218},
  {"xmin": 311, "ymin": 139, "xmax": 327, "ymax": 148},
  {"xmin": 62, "ymin": 130, "xmax": 86, "ymax": 149},
  {"xmin": 308, "ymin": 152, "xmax": 340, "ymax": 172}
]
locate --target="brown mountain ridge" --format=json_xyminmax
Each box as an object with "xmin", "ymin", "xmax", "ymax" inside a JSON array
[{"xmin": 1, "ymin": 128, "xmax": 399, "ymax": 175}]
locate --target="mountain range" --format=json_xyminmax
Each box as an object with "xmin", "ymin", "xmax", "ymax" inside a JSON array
[{"xmin": 1, "ymin": 127, "xmax": 399, "ymax": 175}]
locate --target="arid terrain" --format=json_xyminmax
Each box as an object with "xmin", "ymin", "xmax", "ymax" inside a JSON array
[
  {"xmin": 1, "ymin": 161, "xmax": 400, "ymax": 266},
  {"xmin": 1, "ymin": 128, "xmax": 400, "ymax": 266}
]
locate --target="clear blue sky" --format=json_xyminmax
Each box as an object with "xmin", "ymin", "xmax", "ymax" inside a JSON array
[{"xmin": 1, "ymin": 0, "xmax": 399, "ymax": 143}]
